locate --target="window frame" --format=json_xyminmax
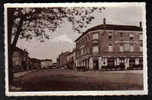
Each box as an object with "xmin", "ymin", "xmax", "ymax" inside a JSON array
[
  {"xmin": 92, "ymin": 32, "xmax": 99, "ymax": 40},
  {"xmin": 92, "ymin": 45, "xmax": 99, "ymax": 53}
]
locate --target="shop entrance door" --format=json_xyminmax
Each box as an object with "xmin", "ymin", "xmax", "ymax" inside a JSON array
[{"xmin": 93, "ymin": 60, "xmax": 99, "ymax": 70}]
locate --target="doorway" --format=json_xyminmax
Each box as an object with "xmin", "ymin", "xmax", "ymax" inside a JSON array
[{"xmin": 93, "ymin": 60, "xmax": 99, "ymax": 70}]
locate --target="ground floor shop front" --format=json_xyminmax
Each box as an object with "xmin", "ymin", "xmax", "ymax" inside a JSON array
[{"xmin": 75, "ymin": 56, "xmax": 143, "ymax": 70}]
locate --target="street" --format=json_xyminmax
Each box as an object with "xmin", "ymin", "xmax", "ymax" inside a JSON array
[{"xmin": 12, "ymin": 69, "xmax": 143, "ymax": 91}]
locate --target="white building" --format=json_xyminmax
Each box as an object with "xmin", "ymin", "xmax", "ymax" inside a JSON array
[{"xmin": 41, "ymin": 59, "xmax": 52, "ymax": 69}]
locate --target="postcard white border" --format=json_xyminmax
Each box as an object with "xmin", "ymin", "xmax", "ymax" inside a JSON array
[{"xmin": 4, "ymin": 2, "xmax": 148, "ymax": 96}]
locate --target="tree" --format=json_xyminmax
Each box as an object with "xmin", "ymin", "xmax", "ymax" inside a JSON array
[{"xmin": 7, "ymin": 7, "xmax": 105, "ymax": 86}]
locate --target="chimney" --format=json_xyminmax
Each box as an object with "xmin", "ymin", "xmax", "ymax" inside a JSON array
[
  {"xmin": 139, "ymin": 21, "xmax": 142, "ymax": 28},
  {"xmin": 103, "ymin": 18, "xmax": 106, "ymax": 24}
]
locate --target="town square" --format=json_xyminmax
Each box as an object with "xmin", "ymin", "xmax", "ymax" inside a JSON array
[{"xmin": 4, "ymin": 3, "xmax": 147, "ymax": 95}]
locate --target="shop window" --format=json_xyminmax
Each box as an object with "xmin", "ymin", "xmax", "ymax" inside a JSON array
[
  {"xmin": 129, "ymin": 59, "xmax": 135, "ymax": 67},
  {"xmin": 108, "ymin": 58, "xmax": 114, "ymax": 67},
  {"xmin": 139, "ymin": 58, "xmax": 143, "ymax": 65}
]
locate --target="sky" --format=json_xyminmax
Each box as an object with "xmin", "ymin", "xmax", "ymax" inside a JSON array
[{"xmin": 17, "ymin": 5, "xmax": 144, "ymax": 62}]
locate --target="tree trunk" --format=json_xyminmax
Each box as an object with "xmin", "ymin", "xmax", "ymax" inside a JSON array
[
  {"xmin": 7, "ymin": 9, "xmax": 14, "ymax": 86},
  {"xmin": 8, "ymin": 45, "xmax": 14, "ymax": 87},
  {"xmin": 12, "ymin": 18, "xmax": 23, "ymax": 47},
  {"xmin": 7, "ymin": 8, "xmax": 24, "ymax": 87}
]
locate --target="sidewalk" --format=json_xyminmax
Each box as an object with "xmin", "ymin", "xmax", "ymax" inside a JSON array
[
  {"xmin": 11, "ymin": 70, "xmax": 38, "ymax": 91},
  {"xmin": 14, "ymin": 69, "xmax": 37, "ymax": 78}
]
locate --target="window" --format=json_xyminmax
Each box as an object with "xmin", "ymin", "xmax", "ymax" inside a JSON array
[
  {"xmin": 140, "ymin": 43, "xmax": 143, "ymax": 52},
  {"xmin": 81, "ymin": 49, "xmax": 83, "ymax": 55},
  {"xmin": 124, "ymin": 44, "xmax": 130, "ymax": 51},
  {"xmin": 92, "ymin": 46, "xmax": 99, "ymax": 53},
  {"xmin": 140, "ymin": 46, "xmax": 143, "ymax": 52},
  {"xmin": 139, "ymin": 33, "xmax": 143, "ymax": 40},
  {"xmin": 120, "ymin": 32, "xmax": 123, "ymax": 40},
  {"xmin": 85, "ymin": 48, "xmax": 87, "ymax": 54},
  {"xmin": 139, "ymin": 58, "xmax": 143, "ymax": 65},
  {"xmin": 108, "ymin": 44, "xmax": 113, "ymax": 52},
  {"xmin": 120, "ymin": 44, "xmax": 124, "ymax": 52},
  {"xmin": 92, "ymin": 33, "xmax": 99, "ymax": 40},
  {"xmin": 129, "ymin": 34, "xmax": 134, "ymax": 40},
  {"xmin": 88, "ymin": 35, "xmax": 90, "ymax": 41},
  {"xmin": 130, "ymin": 44, "xmax": 134, "ymax": 52},
  {"xmin": 108, "ymin": 58, "xmax": 114, "ymax": 66},
  {"xmin": 108, "ymin": 33, "xmax": 112, "ymax": 40},
  {"xmin": 120, "ymin": 32, "xmax": 123, "ymax": 37}
]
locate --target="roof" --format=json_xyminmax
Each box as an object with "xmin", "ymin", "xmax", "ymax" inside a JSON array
[
  {"xmin": 13, "ymin": 47, "xmax": 28, "ymax": 54},
  {"xmin": 75, "ymin": 24, "xmax": 142, "ymax": 42},
  {"xmin": 41, "ymin": 59, "xmax": 52, "ymax": 61},
  {"xmin": 31, "ymin": 58, "xmax": 41, "ymax": 63},
  {"xmin": 60, "ymin": 51, "xmax": 71, "ymax": 56}
]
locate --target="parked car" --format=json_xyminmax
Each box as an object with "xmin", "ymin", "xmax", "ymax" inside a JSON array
[
  {"xmin": 101, "ymin": 63, "xmax": 125, "ymax": 71},
  {"xmin": 76, "ymin": 66, "xmax": 86, "ymax": 72},
  {"xmin": 127, "ymin": 64, "xmax": 143, "ymax": 70}
]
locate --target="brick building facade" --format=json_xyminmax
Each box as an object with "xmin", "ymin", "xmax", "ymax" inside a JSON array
[
  {"xmin": 58, "ymin": 51, "xmax": 71, "ymax": 68},
  {"xmin": 67, "ymin": 49, "xmax": 76, "ymax": 69},
  {"xmin": 75, "ymin": 18, "xmax": 143, "ymax": 70},
  {"xmin": 12, "ymin": 47, "xmax": 29, "ymax": 72}
]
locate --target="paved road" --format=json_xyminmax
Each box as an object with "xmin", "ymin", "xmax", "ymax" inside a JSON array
[{"xmin": 13, "ymin": 69, "xmax": 143, "ymax": 91}]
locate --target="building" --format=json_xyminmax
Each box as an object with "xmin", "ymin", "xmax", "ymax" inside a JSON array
[
  {"xmin": 75, "ymin": 18, "xmax": 143, "ymax": 70},
  {"xmin": 52, "ymin": 63, "xmax": 57, "ymax": 68},
  {"xmin": 67, "ymin": 49, "xmax": 76, "ymax": 69},
  {"xmin": 58, "ymin": 51, "xmax": 71, "ymax": 68},
  {"xmin": 30, "ymin": 58, "xmax": 41, "ymax": 69},
  {"xmin": 41, "ymin": 59, "xmax": 52, "ymax": 69},
  {"xmin": 56, "ymin": 57, "xmax": 60, "ymax": 68},
  {"xmin": 12, "ymin": 47, "xmax": 29, "ymax": 72}
]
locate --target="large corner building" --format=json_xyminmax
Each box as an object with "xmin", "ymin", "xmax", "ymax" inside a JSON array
[{"xmin": 75, "ymin": 18, "xmax": 143, "ymax": 70}]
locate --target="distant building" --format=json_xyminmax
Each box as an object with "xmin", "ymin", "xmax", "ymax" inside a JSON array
[
  {"xmin": 30, "ymin": 58, "xmax": 41, "ymax": 69},
  {"xmin": 56, "ymin": 57, "xmax": 60, "ymax": 68},
  {"xmin": 58, "ymin": 51, "xmax": 71, "ymax": 68},
  {"xmin": 75, "ymin": 18, "xmax": 143, "ymax": 70},
  {"xmin": 52, "ymin": 63, "xmax": 57, "ymax": 68},
  {"xmin": 12, "ymin": 47, "xmax": 29, "ymax": 72},
  {"xmin": 67, "ymin": 49, "xmax": 76, "ymax": 69},
  {"xmin": 41, "ymin": 59, "xmax": 52, "ymax": 69}
]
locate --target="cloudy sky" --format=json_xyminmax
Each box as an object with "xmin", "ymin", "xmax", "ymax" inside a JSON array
[{"xmin": 17, "ymin": 5, "xmax": 145, "ymax": 62}]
